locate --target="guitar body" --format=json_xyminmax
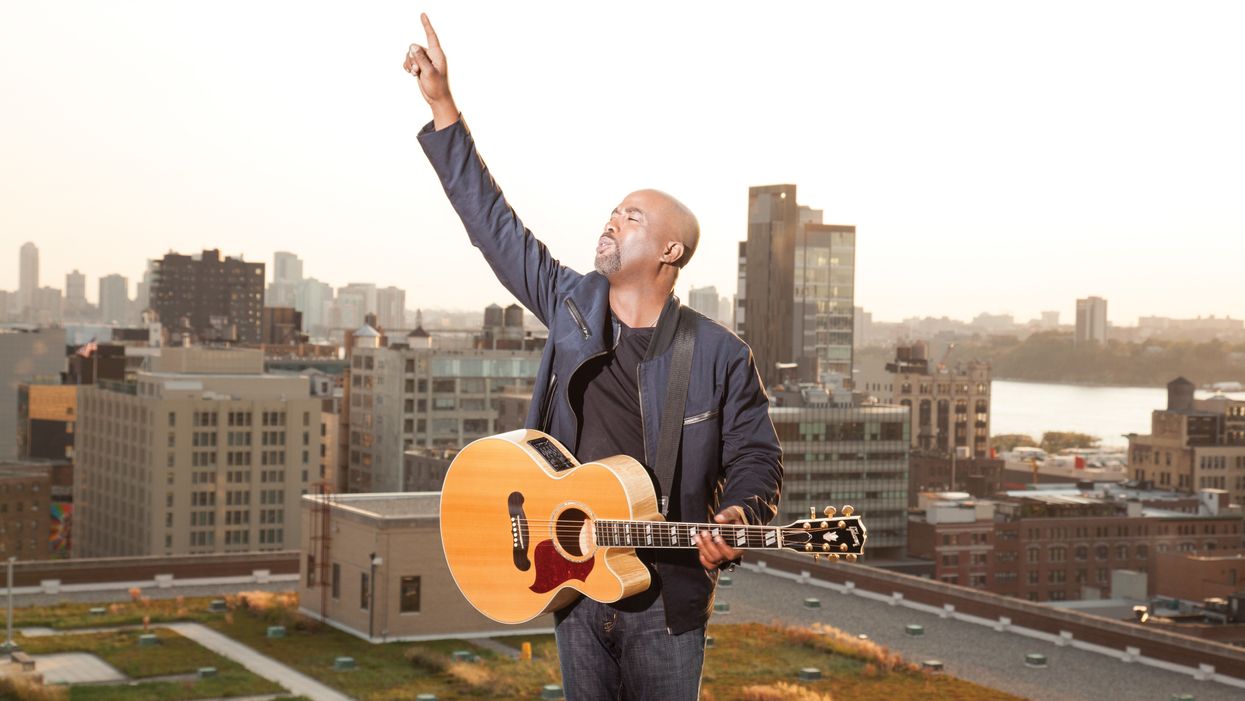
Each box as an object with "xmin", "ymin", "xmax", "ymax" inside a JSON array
[{"xmin": 440, "ymin": 429, "xmax": 662, "ymax": 624}]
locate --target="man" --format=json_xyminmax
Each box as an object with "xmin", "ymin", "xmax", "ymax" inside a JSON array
[{"xmin": 405, "ymin": 14, "xmax": 782, "ymax": 700}]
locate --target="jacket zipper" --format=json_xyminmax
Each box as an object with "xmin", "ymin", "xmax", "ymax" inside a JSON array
[
  {"xmin": 682, "ymin": 409, "xmax": 719, "ymax": 426},
  {"xmin": 540, "ymin": 373, "xmax": 557, "ymax": 431},
  {"xmin": 565, "ymin": 299, "xmax": 591, "ymax": 339}
]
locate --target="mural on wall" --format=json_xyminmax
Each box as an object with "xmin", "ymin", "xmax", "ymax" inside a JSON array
[{"xmin": 51, "ymin": 501, "xmax": 72, "ymax": 557}]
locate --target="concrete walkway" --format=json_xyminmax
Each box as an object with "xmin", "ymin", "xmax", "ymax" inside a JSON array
[{"xmin": 165, "ymin": 622, "xmax": 353, "ymax": 701}]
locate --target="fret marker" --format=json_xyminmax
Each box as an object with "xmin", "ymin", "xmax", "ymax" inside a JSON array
[
  {"xmin": 734, "ymin": 528, "xmax": 747, "ymax": 546},
  {"xmin": 764, "ymin": 530, "xmax": 777, "ymax": 546},
  {"xmin": 625, "ymin": 525, "xmax": 632, "ymax": 546},
  {"xmin": 669, "ymin": 525, "xmax": 678, "ymax": 545},
  {"xmin": 645, "ymin": 524, "xmax": 653, "ymax": 546}
]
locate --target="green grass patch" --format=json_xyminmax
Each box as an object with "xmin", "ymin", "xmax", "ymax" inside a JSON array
[
  {"xmin": 206, "ymin": 605, "xmax": 1020, "ymax": 701},
  {"xmin": 66, "ymin": 674, "xmax": 278, "ymax": 701},
  {"xmin": 12, "ymin": 628, "xmax": 282, "ymax": 701},
  {"xmin": 12, "ymin": 597, "xmax": 225, "ymax": 631}
]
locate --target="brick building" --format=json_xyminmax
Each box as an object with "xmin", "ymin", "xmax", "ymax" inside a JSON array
[
  {"xmin": 0, "ymin": 464, "xmax": 53, "ymax": 560},
  {"xmin": 909, "ymin": 485, "xmax": 1245, "ymax": 602},
  {"xmin": 151, "ymin": 249, "xmax": 264, "ymax": 344}
]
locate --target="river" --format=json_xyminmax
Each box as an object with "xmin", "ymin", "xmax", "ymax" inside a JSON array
[{"xmin": 990, "ymin": 380, "xmax": 1244, "ymax": 447}]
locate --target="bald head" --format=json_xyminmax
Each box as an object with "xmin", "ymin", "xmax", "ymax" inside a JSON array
[{"xmin": 629, "ymin": 189, "xmax": 700, "ymax": 269}]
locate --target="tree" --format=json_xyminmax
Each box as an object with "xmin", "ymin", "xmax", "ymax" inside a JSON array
[
  {"xmin": 991, "ymin": 434, "xmax": 1038, "ymax": 452},
  {"xmin": 1040, "ymin": 431, "xmax": 1100, "ymax": 453}
]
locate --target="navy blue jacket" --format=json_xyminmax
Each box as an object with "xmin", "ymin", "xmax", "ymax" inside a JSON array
[{"xmin": 419, "ymin": 118, "xmax": 783, "ymax": 633}]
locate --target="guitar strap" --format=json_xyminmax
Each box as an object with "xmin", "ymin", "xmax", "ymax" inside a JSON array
[{"xmin": 654, "ymin": 306, "xmax": 697, "ymax": 517}]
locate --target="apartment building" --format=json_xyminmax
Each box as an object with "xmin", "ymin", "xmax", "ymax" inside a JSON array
[{"xmin": 75, "ymin": 348, "xmax": 320, "ymax": 557}]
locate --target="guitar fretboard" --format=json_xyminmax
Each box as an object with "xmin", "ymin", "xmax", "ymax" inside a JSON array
[{"xmin": 592, "ymin": 520, "xmax": 783, "ymax": 550}]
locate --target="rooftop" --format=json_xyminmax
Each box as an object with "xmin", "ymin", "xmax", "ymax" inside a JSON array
[{"xmin": 302, "ymin": 492, "xmax": 439, "ymax": 519}]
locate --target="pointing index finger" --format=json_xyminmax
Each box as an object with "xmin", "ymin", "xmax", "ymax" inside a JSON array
[{"xmin": 421, "ymin": 13, "xmax": 440, "ymax": 49}]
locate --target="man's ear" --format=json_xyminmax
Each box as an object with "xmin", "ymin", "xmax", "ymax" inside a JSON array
[{"xmin": 660, "ymin": 241, "xmax": 685, "ymax": 267}]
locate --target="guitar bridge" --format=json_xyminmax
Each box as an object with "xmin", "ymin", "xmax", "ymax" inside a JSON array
[{"xmin": 508, "ymin": 491, "xmax": 531, "ymax": 571}]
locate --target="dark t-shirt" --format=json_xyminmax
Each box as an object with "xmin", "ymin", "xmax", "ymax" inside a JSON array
[
  {"xmin": 569, "ymin": 321, "xmax": 653, "ymax": 464},
  {"xmin": 568, "ymin": 320, "xmax": 665, "ymax": 610}
]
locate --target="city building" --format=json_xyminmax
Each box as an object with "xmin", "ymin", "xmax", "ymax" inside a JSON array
[
  {"xmin": 1040, "ymin": 310, "xmax": 1060, "ymax": 329},
  {"xmin": 99, "ymin": 274, "xmax": 130, "ymax": 325},
  {"xmin": 151, "ymin": 249, "xmax": 264, "ymax": 344},
  {"xmin": 29, "ymin": 286, "xmax": 63, "ymax": 326},
  {"xmin": 262, "ymin": 307, "xmax": 304, "ymax": 345},
  {"xmin": 299, "ymin": 277, "xmax": 333, "ymax": 337},
  {"xmin": 858, "ymin": 342, "xmax": 992, "ymax": 458},
  {"xmin": 0, "ymin": 463, "xmax": 53, "ymax": 560},
  {"xmin": 688, "ymin": 285, "xmax": 729, "ymax": 326},
  {"xmin": 19, "ymin": 242, "xmax": 38, "ymax": 317},
  {"xmin": 298, "ymin": 492, "xmax": 552, "ymax": 641},
  {"xmin": 1153, "ymin": 551, "xmax": 1245, "ymax": 602},
  {"xmin": 1129, "ymin": 377, "xmax": 1245, "ymax": 504},
  {"xmin": 134, "ymin": 259, "xmax": 157, "ymax": 320},
  {"xmin": 64, "ymin": 269, "xmax": 89, "ymax": 319},
  {"xmin": 908, "ymin": 484, "xmax": 1245, "ymax": 602},
  {"xmin": 0, "ymin": 327, "xmax": 66, "ymax": 460},
  {"xmin": 401, "ymin": 451, "xmax": 452, "ymax": 492},
  {"xmin": 17, "ymin": 383, "xmax": 76, "ymax": 462},
  {"xmin": 376, "ymin": 286, "xmax": 406, "ymax": 332},
  {"xmin": 738, "ymin": 184, "xmax": 855, "ymax": 385},
  {"xmin": 344, "ymin": 327, "xmax": 542, "ymax": 492},
  {"xmin": 477, "ymin": 303, "xmax": 540, "ymax": 351},
  {"xmin": 74, "ymin": 348, "xmax": 320, "ymax": 557},
  {"xmin": 907, "ymin": 453, "xmax": 1004, "ymax": 507},
  {"xmin": 769, "ymin": 377, "xmax": 909, "ymax": 557},
  {"xmin": 267, "ymin": 251, "xmax": 303, "ymax": 308},
  {"xmin": 1075, "ymin": 296, "xmax": 1108, "ymax": 346}
]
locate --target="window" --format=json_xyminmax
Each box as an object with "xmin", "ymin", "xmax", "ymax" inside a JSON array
[
  {"xmin": 400, "ymin": 576, "xmax": 421, "ymax": 613},
  {"xmin": 331, "ymin": 564, "xmax": 341, "ymax": 599},
  {"xmin": 360, "ymin": 572, "xmax": 370, "ymax": 610}
]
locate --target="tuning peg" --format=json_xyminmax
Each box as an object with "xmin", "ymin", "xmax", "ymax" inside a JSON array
[
  {"xmin": 840, "ymin": 544, "xmax": 848, "ymax": 552},
  {"xmin": 842, "ymin": 505, "xmax": 855, "ymax": 517},
  {"xmin": 812, "ymin": 554, "xmax": 820, "ymax": 562},
  {"xmin": 821, "ymin": 543, "xmax": 830, "ymax": 552},
  {"xmin": 804, "ymin": 543, "xmax": 813, "ymax": 552},
  {"xmin": 803, "ymin": 522, "xmax": 811, "ymax": 530},
  {"xmin": 829, "ymin": 553, "xmax": 841, "ymax": 561},
  {"xmin": 823, "ymin": 506, "xmax": 837, "ymax": 518},
  {"xmin": 809, "ymin": 506, "xmax": 816, "ymax": 519},
  {"xmin": 819, "ymin": 521, "xmax": 829, "ymax": 529},
  {"xmin": 846, "ymin": 554, "xmax": 858, "ymax": 562}
]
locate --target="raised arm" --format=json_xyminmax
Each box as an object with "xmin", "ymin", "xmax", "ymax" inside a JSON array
[
  {"xmin": 405, "ymin": 14, "xmax": 580, "ymax": 325},
  {"xmin": 404, "ymin": 14, "xmax": 458, "ymax": 130}
]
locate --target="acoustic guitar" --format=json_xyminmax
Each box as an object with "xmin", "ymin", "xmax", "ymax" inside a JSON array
[{"xmin": 440, "ymin": 429, "xmax": 867, "ymax": 624}]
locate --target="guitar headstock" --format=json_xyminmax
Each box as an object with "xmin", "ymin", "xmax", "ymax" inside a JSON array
[{"xmin": 779, "ymin": 505, "xmax": 867, "ymax": 562}]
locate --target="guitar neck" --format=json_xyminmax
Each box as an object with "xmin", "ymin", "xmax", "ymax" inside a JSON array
[{"xmin": 593, "ymin": 519, "xmax": 786, "ymax": 550}]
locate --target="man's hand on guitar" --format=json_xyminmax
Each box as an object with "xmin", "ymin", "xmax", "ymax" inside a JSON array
[
  {"xmin": 694, "ymin": 506, "xmax": 746, "ymax": 572},
  {"xmin": 403, "ymin": 13, "xmax": 458, "ymax": 130}
]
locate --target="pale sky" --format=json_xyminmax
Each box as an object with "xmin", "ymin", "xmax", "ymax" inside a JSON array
[{"xmin": 2, "ymin": 1, "xmax": 1243, "ymax": 325}]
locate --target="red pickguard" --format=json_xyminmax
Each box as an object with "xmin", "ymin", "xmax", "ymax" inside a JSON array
[{"xmin": 529, "ymin": 539, "xmax": 595, "ymax": 593}]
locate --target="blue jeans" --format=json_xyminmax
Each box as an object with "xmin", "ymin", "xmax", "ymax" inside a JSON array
[{"xmin": 554, "ymin": 594, "xmax": 706, "ymax": 701}]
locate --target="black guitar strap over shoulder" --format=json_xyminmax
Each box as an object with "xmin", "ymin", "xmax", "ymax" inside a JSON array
[{"xmin": 654, "ymin": 307, "xmax": 697, "ymax": 517}]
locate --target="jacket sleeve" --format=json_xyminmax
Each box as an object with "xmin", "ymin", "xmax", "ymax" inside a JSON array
[
  {"xmin": 716, "ymin": 345, "xmax": 783, "ymax": 526},
  {"xmin": 417, "ymin": 118, "xmax": 581, "ymax": 326}
]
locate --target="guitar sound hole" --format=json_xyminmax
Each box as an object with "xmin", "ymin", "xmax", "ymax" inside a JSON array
[{"xmin": 556, "ymin": 508, "xmax": 589, "ymax": 557}]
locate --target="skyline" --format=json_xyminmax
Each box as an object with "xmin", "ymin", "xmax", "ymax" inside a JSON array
[
  {"xmin": 12, "ymin": 238, "xmax": 1245, "ymax": 328},
  {"xmin": 3, "ymin": 1, "xmax": 1244, "ymax": 324}
]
